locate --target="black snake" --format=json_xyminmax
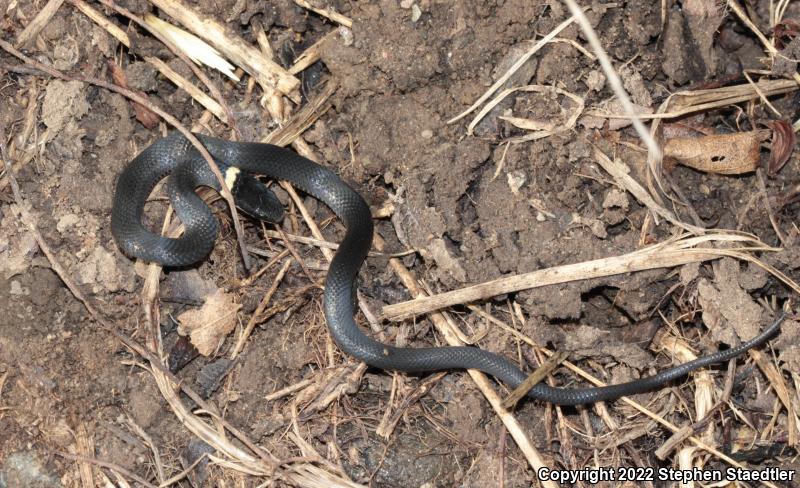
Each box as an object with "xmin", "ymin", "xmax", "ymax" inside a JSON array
[{"xmin": 111, "ymin": 133, "xmax": 784, "ymax": 405}]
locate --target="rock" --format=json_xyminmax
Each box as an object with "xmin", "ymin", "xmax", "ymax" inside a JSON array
[
  {"xmin": 41, "ymin": 80, "xmax": 89, "ymax": 134},
  {"xmin": 411, "ymin": 4, "xmax": 421, "ymax": 21},
  {"xmin": 9, "ymin": 280, "xmax": 24, "ymax": 295},
  {"xmin": 76, "ymin": 246, "xmax": 137, "ymax": 293},
  {"xmin": 0, "ymin": 452, "xmax": 63, "ymax": 488},
  {"xmin": 56, "ymin": 214, "xmax": 80, "ymax": 234}
]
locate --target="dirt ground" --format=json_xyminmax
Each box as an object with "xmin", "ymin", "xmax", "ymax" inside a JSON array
[{"xmin": 1, "ymin": 0, "xmax": 800, "ymax": 487}]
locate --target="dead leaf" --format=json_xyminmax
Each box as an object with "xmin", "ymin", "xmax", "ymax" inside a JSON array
[
  {"xmin": 177, "ymin": 289, "xmax": 242, "ymax": 356},
  {"xmin": 498, "ymin": 115, "xmax": 558, "ymax": 132},
  {"xmin": 765, "ymin": 120, "xmax": 796, "ymax": 175},
  {"xmin": 108, "ymin": 60, "xmax": 160, "ymax": 129},
  {"xmin": 663, "ymin": 131, "xmax": 766, "ymax": 175}
]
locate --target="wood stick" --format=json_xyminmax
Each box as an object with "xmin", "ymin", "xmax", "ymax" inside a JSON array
[
  {"xmin": 292, "ymin": 0, "xmax": 352, "ymax": 27},
  {"xmin": 16, "ymin": 0, "xmax": 65, "ymax": 47},
  {"xmin": 149, "ymin": 0, "xmax": 300, "ymax": 99},
  {"xmin": 70, "ymin": 0, "xmax": 130, "ymax": 47},
  {"xmin": 382, "ymin": 245, "xmax": 740, "ymax": 321},
  {"xmin": 501, "ymin": 351, "xmax": 568, "ymax": 410},
  {"xmin": 145, "ymin": 56, "xmax": 229, "ymax": 123}
]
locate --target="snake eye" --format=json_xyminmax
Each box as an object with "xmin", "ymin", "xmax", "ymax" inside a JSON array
[{"xmin": 231, "ymin": 172, "xmax": 285, "ymax": 223}]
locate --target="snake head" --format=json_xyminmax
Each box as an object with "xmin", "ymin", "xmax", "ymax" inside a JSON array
[{"xmin": 231, "ymin": 171, "xmax": 285, "ymax": 223}]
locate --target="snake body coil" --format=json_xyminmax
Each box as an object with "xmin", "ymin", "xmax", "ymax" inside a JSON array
[{"xmin": 111, "ymin": 133, "xmax": 784, "ymax": 405}]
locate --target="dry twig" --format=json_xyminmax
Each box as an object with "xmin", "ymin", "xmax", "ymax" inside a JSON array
[
  {"xmin": 16, "ymin": 0, "xmax": 65, "ymax": 47},
  {"xmin": 563, "ymin": 0, "xmax": 661, "ymax": 160},
  {"xmin": 148, "ymin": 0, "xmax": 300, "ymax": 99},
  {"xmin": 382, "ymin": 233, "xmax": 779, "ymax": 321},
  {"xmin": 447, "ymin": 11, "xmax": 581, "ymax": 125}
]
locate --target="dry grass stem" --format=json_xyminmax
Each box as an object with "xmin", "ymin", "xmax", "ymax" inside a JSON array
[
  {"xmin": 382, "ymin": 233, "xmax": 773, "ymax": 321},
  {"xmin": 597, "ymin": 79, "xmax": 799, "ymax": 120},
  {"xmin": 231, "ymin": 258, "xmax": 293, "ymax": 358},
  {"xmin": 143, "ymin": 13, "xmax": 239, "ymax": 81},
  {"xmin": 15, "ymin": 0, "xmax": 64, "ymax": 47},
  {"xmin": 145, "ymin": 56, "xmax": 229, "ymax": 123},
  {"xmin": 551, "ymin": 37, "xmax": 596, "ymax": 60},
  {"xmin": 0, "ymin": 85, "xmax": 38, "ymax": 193},
  {"xmin": 69, "ymin": 0, "xmax": 130, "ymax": 47},
  {"xmin": 756, "ymin": 168, "xmax": 787, "ymax": 245},
  {"xmin": 124, "ymin": 418, "xmax": 165, "ymax": 483},
  {"xmin": 727, "ymin": 0, "xmax": 778, "ymax": 56},
  {"xmin": 290, "ymin": 28, "xmax": 342, "ymax": 74},
  {"xmin": 256, "ymin": 229, "xmax": 414, "ymax": 258},
  {"xmin": 242, "ymin": 247, "xmax": 291, "ymax": 286},
  {"xmin": 292, "ymin": 0, "xmax": 353, "ymax": 28},
  {"xmin": 72, "ymin": 423, "xmax": 96, "ymax": 487},
  {"xmin": 751, "ymin": 349, "xmax": 799, "ymax": 446},
  {"xmin": 91, "ymin": 0, "xmax": 240, "ymax": 132},
  {"xmin": 593, "ymin": 147, "xmax": 702, "ymax": 233},
  {"xmin": 376, "ymin": 372, "xmax": 447, "ymax": 439},
  {"xmin": 467, "ymin": 84, "xmax": 584, "ymax": 140},
  {"xmin": 743, "ymin": 69, "xmax": 783, "ymax": 116},
  {"xmin": 501, "ymin": 351, "xmax": 569, "ymax": 410},
  {"xmin": 148, "ymin": 0, "xmax": 300, "ymax": 98},
  {"xmin": 301, "ymin": 363, "xmax": 368, "ymax": 416},
  {"xmin": 563, "ymin": 0, "xmax": 661, "ymax": 160},
  {"xmin": 655, "ymin": 326, "xmax": 715, "ymax": 466},
  {"xmin": 447, "ymin": 11, "xmax": 581, "ymax": 125},
  {"xmin": 157, "ymin": 453, "xmax": 208, "ymax": 487},
  {"xmin": 264, "ymin": 81, "xmax": 337, "ymax": 146},
  {"xmin": 265, "ymin": 378, "xmax": 314, "ymax": 401},
  {"xmin": 247, "ymin": 246, "xmax": 327, "ymax": 271},
  {"xmin": 58, "ymin": 451, "xmax": 156, "ymax": 487}
]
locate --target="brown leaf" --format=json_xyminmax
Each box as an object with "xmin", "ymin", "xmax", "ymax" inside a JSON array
[
  {"xmin": 663, "ymin": 131, "xmax": 765, "ymax": 175},
  {"xmin": 177, "ymin": 289, "xmax": 242, "ymax": 356},
  {"xmin": 107, "ymin": 60, "xmax": 160, "ymax": 129},
  {"xmin": 765, "ymin": 120, "xmax": 796, "ymax": 175}
]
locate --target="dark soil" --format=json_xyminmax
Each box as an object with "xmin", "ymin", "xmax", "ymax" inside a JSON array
[{"xmin": 1, "ymin": 0, "xmax": 799, "ymax": 487}]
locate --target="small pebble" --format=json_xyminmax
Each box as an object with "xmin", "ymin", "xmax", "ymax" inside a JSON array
[
  {"xmin": 506, "ymin": 170, "xmax": 526, "ymax": 195},
  {"xmin": 421, "ymin": 129, "xmax": 433, "ymax": 138},
  {"xmin": 56, "ymin": 213, "xmax": 80, "ymax": 234},
  {"xmin": 400, "ymin": 0, "xmax": 413, "ymax": 8},
  {"xmin": 584, "ymin": 70, "xmax": 606, "ymax": 92},
  {"xmin": 9, "ymin": 281, "xmax": 23, "ymax": 295},
  {"xmin": 411, "ymin": 4, "xmax": 422, "ymax": 21},
  {"xmin": 339, "ymin": 26, "xmax": 354, "ymax": 46}
]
